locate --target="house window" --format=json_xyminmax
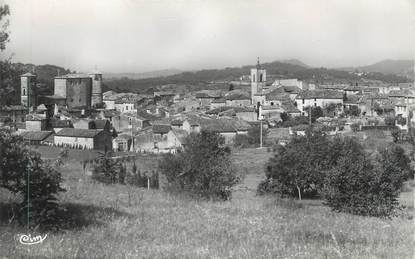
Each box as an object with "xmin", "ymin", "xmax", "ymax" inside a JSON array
[
  {"xmin": 302, "ymin": 99, "xmax": 305, "ymax": 104},
  {"xmin": 314, "ymin": 103, "xmax": 316, "ymax": 107},
  {"xmin": 271, "ymin": 102, "xmax": 274, "ymax": 106},
  {"xmin": 126, "ymin": 106, "xmax": 128, "ymax": 111},
  {"xmin": 260, "ymin": 74, "xmax": 263, "ymax": 82},
  {"xmin": 23, "ymin": 89, "xmax": 26, "ymax": 95}
]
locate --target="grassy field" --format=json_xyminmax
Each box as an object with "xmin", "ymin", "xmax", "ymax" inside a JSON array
[{"xmin": 0, "ymin": 147, "xmax": 413, "ymax": 258}]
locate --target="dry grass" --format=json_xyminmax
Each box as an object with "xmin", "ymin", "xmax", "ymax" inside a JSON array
[{"xmin": 0, "ymin": 148, "xmax": 413, "ymax": 258}]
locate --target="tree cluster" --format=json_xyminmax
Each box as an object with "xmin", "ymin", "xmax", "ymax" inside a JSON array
[
  {"xmin": 0, "ymin": 129, "xmax": 65, "ymax": 228},
  {"xmin": 92, "ymin": 151, "xmax": 126, "ymax": 184},
  {"xmin": 258, "ymin": 128, "xmax": 411, "ymax": 217},
  {"xmin": 159, "ymin": 131, "xmax": 239, "ymax": 200},
  {"xmin": 344, "ymin": 106, "xmax": 361, "ymax": 117}
]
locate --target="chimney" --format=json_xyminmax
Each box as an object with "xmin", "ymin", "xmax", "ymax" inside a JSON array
[{"xmin": 54, "ymin": 104, "xmax": 59, "ymax": 116}]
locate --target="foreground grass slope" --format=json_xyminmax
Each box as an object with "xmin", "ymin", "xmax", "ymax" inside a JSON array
[{"xmin": 0, "ymin": 147, "xmax": 413, "ymax": 258}]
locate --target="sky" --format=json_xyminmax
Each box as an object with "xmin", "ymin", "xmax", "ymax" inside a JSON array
[{"xmin": 2, "ymin": 0, "xmax": 415, "ymax": 73}]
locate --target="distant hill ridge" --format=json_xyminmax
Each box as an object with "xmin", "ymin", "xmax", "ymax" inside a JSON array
[
  {"xmin": 103, "ymin": 59, "xmax": 411, "ymax": 93},
  {"xmin": 11, "ymin": 59, "xmax": 412, "ymax": 98},
  {"xmin": 103, "ymin": 69, "xmax": 183, "ymax": 80},
  {"xmin": 339, "ymin": 59, "xmax": 414, "ymax": 79}
]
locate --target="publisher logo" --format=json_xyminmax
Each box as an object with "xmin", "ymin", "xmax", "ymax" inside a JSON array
[{"xmin": 18, "ymin": 234, "xmax": 47, "ymax": 245}]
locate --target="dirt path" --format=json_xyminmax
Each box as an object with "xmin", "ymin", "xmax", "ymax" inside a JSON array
[{"xmin": 232, "ymin": 147, "xmax": 273, "ymax": 195}]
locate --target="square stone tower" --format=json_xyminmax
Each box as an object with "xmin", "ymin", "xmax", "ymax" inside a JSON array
[
  {"xmin": 20, "ymin": 72, "xmax": 37, "ymax": 109},
  {"xmin": 89, "ymin": 70, "xmax": 103, "ymax": 107},
  {"xmin": 250, "ymin": 58, "xmax": 266, "ymax": 104}
]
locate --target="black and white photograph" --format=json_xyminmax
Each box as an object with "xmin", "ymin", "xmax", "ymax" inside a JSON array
[{"xmin": 0, "ymin": 0, "xmax": 414, "ymax": 258}]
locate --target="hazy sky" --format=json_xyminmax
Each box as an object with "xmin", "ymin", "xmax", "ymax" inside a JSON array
[{"xmin": 2, "ymin": 0, "xmax": 415, "ymax": 73}]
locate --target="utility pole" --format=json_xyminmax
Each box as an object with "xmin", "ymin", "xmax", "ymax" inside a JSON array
[
  {"xmin": 130, "ymin": 117, "xmax": 135, "ymax": 152},
  {"xmin": 260, "ymin": 118, "xmax": 263, "ymax": 148},
  {"xmin": 257, "ymin": 101, "xmax": 263, "ymax": 148},
  {"xmin": 406, "ymin": 95, "xmax": 409, "ymax": 128},
  {"xmin": 309, "ymin": 105, "xmax": 312, "ymax": 126}
]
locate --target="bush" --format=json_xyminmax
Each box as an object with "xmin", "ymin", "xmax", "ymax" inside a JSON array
[
  {"xmin": 324, "ymin": 143, "xmax": 410, "ymax": 217},
  {"xmin": 304, "ymin": 106, "xmax": 323, "ymax": 122},
  {"xmin": 260, "ymin": 129, "xmax": 333, "ymax": 199},
  {"xmin": 384, "ymin": 115, "xmax": 395, "ymax": 126},
  {"xmin": 92, "ymin": 151, "xmax": 125, "ymax": 184},
  {"xmin": 350, "ymin": 122, "xmax": 360, "ymax": 132},
  {"xmin": 233, "ymin": 134, "xmax": 250, "ymax": 148},
  {"xmin": 280, "ymin": 112, "xmax": 290, "ymax": 122},
  {"xmin": 324, "ymin": 103, "xmax": 340, "ymax": 117},
  {"xmin": 0, "ymin": 129, "xmax": 65, "ymax": 229},
  {"xmin": 367, "ymin": 118, "xmax": 380, "ymax": 126},
  {"xmin": 247, "ymin": 125, "xmax": 268, "ymax": 146},
  {"xmin": 159, "ymin": 131, "xmax": 239, "ymax": 200},
  {"xmin": 233, "ymin": 125, "xmax": 268, "ymax": 148},
  {"xmin": 344, "ymin": 106, "xmax": 360, "ymax": 117},
  {"xmin": 391, "ymin": 128, "xmax": 403, "ymax": 143},
  {"xmin": 396, "ymin": 116, "xmax": 406, "ymax": 126},
  {"xmin": 126, "ymin": 162, "xmax": 159, "ymax": 188},
  {"xmin": 280, "ymin": 116, "xmax": 309, "ymax": 127}
]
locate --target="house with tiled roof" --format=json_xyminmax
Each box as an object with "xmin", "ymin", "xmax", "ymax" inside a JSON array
[
  {"xmin": 0, "ymin": 116, "xmax": 12, "ymax": 127},
  {"xmin": 195, "ymin": 90, "xmax": 223, "ymax": 107},
  {"xmin": 394, "ymin": 100, "xmax": 414, "ymax": 117},
  {"xmin": 206, "ymin": 106, "xmax": 257, "ymax": 121},
  {"xmin": 152, "ymin": 124, "xmax": 172, "ymax": 135},
  {"xmin": 272, "ymin": 78, "xmax": 307, "ymax": 90},
  {"xmin": 388, "ymin": 89, "xmax": 415, "ymax": 104},
  {"xmin": 264, "ymin": 88, "xmax": 292, "ymax": 107},
  {"xmin": 197, "ymin": 118, "xmax": 252, "ymax": 144},
  {"xmin": 210, "ymin": 98, "xmax": 226, "ymax": 109},
  {"xmin": 224, "ymin": 90, "xmax": 251, "ymax": 107},
  {"xmin": 50, "ymin": 118, "xmax": 73, "ymax": 133},
  {"xmin": 357, "ymin": 93, "xmax": 391, "ymax": 116},
  {"xmin": 344, "ymin": 85, "xmax": 362, "ymax": 95},
  {"xmin": 20, "ymin": 131, "xmax": 53, "ymax": 145},
  {"xmin": 0, "ymin": 105, "xmax": 27, "ymax": 123},
  {"xmin": 281, "ymin": 102, "xmax": 301, "ymax": 117},
  {"xmin": 134, "ymin": 125, "xmax": 188, "ymax": 153},
  {"xmin": 317, "ymin": 84, "xmax": 348, "ymax": 91},
  {"xmin": 153, "ymin": 91, "xmax": 177, "ymax": 105},
  {"xmin": 114, "ymin": 98, "xmax": 137, "ymax": 113},
  {"xmin": 267, "ymin": 85, "xmax": 302, "ymax": 101},
  {"xmin": 92, "ymin": 119, "xmax": 111, "ymax": 131},
  {"xmin": 54, "ymin": 128, "xmax": 112, "ymax": 150},
  {"xmin": 25, "ymin": 114, "xmax": 48, "ymax": 131},
  {"xmin": 113, "ymin": 133, "xmax": 133, "ymax": 152},
  {"xmin": 115, "ymin": 112, "xmax": 151, "ymax": 133},
  {"xmin": 295, "ymin": 90, "xmax": 344, "ymax": 116},
  {"xmin": 171, "ymin": 97, "xmax": 201, "ymax": 112},
  {"xmin": 137, "ymin": 110, "xmax": 160, "ymax": 121},
  {"xmin": 170, "ymin": 119, "xmax": 184, "ymax": 130}
]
